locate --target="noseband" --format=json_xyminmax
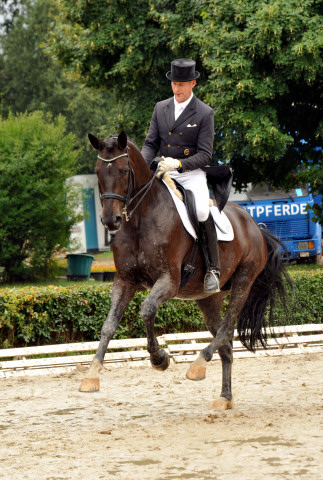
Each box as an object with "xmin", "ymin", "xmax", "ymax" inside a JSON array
[{"xmin": 98, "ymin": 146, "xmax": 157, "ymax": 221}]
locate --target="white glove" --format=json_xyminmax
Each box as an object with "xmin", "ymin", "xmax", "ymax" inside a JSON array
[{"xmin": 157, "ymin": 157, "xmax": 180, "ymax": 174}]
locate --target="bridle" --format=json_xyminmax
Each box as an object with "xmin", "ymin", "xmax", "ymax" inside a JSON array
[
  {"xmin": 97, "ymin": 146, "xmax": 158, "ymax": 221},
  {"xmin": 98, "ymin": 147, "xmax": 134, "ymax": 207}
]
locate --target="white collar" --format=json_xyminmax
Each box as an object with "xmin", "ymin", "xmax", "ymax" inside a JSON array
[{"xmin": 174, "ymin": 93, "xmax": 193, "ymax": 113}]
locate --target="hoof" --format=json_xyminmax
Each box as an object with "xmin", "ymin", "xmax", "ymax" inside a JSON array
[
  {"xmin": 209, "ymin": 397, "xmax": 234, "ymax": 410},
  {"xmin": 151, "ymin": 351, "xmax": 170, "ymax": 371},
  {"xmin": 79, "ymin": 377, "xmax": 100, "ymax": 393},
  {"xmin": 186, "ymin": 364, "xmax": 206, "ymax": 381}
]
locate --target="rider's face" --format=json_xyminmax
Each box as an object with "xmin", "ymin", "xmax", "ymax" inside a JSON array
[{"xmin": 171, "ymin": 80, "xmax": 196, "ymax": 103}]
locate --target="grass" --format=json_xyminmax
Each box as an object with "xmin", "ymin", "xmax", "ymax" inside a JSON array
[
  {"xmin": 0, "ymin": 261, "xmax": 321, "ymax": 290},
  {"xmin": 286, "ymin": 262, "xmax": 322, "ymax": 271},
  {"xmin": 286, "ymin": 262, "xmax": 322, "ymax": 277},
  {"xmin": 0, "ymin": 278, "xmax": 104, "ymax": 290},
  {"xmin": 92, "ymin": 250, "xmax": 114, "ymax": 262}
]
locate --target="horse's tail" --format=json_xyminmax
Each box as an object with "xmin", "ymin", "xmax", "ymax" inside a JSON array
[{"xmin": 237, "ymin": 229, "xmax": 293, "ymax": 352}]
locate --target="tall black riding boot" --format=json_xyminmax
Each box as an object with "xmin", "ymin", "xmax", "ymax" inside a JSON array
[{"xmin": 199, "ymin": 213, "xmax": 221, "ymax": 293}]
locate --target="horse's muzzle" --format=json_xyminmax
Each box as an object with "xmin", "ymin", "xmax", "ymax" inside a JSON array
[{"xmin": 101, "ymin": 215, "xmax": 122, "ymax": 232}]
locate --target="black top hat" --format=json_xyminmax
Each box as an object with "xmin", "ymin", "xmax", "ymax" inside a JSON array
[{"xmin": 166, "ymin": 58, "xmax": 200, "ymax": 82}]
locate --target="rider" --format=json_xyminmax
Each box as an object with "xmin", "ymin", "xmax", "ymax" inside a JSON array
[{"xmin": 141, "ymin": 58, "xmax": 220, "ymax": 293}]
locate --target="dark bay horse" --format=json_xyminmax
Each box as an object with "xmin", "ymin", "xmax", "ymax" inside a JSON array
[{"xmin": 80, "ymin": 131, "xmax": 291, "ymax": 410}]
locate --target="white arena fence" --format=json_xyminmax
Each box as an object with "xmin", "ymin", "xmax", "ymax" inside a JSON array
[{"xmin": 0, "ymin": 324, "xmax": 322, "ymax": 378}]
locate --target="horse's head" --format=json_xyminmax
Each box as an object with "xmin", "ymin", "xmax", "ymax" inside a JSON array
[{"xmin": 89, "ymin": 131, "xmax": 133, "ymax": 231}]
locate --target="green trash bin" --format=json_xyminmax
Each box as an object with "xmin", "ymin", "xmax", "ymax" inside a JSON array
[{"xmin": 66, "ymin": 254, "xmax": 94, "ymax": 281}]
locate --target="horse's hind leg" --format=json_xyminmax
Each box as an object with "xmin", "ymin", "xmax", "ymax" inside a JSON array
[
  {"xmin": 186, "ymin": 292, "xmax": 227, "ymax": 381},
  {"xmin": 189, "ymin": 263, "xmax": 262, "ymax": 409},
  {"xmin": 210, "ymin": 342, "xmax": 234, "ymax": 410},
  {"xmin": 186, "ymin": 294, "xmax": 234, "ymax": 408}
]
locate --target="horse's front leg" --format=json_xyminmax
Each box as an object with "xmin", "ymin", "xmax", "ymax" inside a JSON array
[
  {"xmin": 79, "ymin": 277, "xmax": 136, "ymax": 392},
  {"xmin": 141, "ymin": 274, "xmax": 178, "ymax": 371}
]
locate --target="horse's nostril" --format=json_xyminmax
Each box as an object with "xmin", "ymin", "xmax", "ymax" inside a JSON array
[
  {"xmin": 101, "ymin": 216, "xmax": 111, "ymax": 229},
  {"xmin": 100, "ymin": 214, "xmax": 122, "ymax": 231}
]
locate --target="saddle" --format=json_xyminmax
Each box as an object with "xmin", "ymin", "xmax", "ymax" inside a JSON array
[{"xmin": 152, "ymin": 160, "xmax": 233, "ymax": 289}]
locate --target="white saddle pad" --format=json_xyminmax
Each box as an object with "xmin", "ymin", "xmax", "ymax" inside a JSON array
[{"xmin": 164, "ymin": 181, "xmax": 234, "ymax": 241}]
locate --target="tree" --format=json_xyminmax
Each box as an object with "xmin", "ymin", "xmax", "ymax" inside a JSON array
[
  {"xmin": 0, "ymin": 0, "xmax": 25, "ymax": 34},
  {"xmin": 0, "ymin": 111, "xmax": 80, "ymax": 281},
  {"xmin": 47, "ymin": 0, "xmax": 202, "ymax": 145},
  {"xmin": 0, "ymin": 0, "xmax": 115, "ymax": 174},
  {"xmin": 48, "ymin": 0, "xmax": 323, "ymax": 221},
  {"xmin": 190, "ymin": 0, "xmax": 322, "ymax": 195}
]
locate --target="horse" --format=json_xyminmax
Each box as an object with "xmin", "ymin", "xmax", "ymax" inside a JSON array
[{"xmin": 80, "ymin": 131, "xmax": 291, "ymax": 410}]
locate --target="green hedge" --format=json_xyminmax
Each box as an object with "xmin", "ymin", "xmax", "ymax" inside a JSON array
[{"xmin": 0, "ymin": 271, "xmax": 322, "ymax": 349}]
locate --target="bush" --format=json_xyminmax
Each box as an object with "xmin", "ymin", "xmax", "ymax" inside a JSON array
[
  {"xmin": 0, "ymin": 271, "xmax": 321, "ymax": 349},
  {"xmin": 0, "ymin": 284, "xmax": 203, "ymax": 349},
  {"xmin": 0, "ymin": 111, "xmax": 81, "ymax": 282},
  {"xmin": 273, "ymin": 272, "xmax": 323, "ymax": 326}
]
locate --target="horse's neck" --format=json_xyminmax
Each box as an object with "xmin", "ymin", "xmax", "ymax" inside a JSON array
[
  {"xmin": 129, "ymin": 142, "xmax": 152, "ymax": 187},
  {"xmin": 126, "ymin": 143, "xmax": 175, "ymax": 226}
]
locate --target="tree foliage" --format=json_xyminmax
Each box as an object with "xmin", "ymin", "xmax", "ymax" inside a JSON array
[
  {"xmin": 49, "ymin": 0, "xmax": 323, "ymax": 221},
  {"xmin": 192, "ymin": 0, "xmax": 322, "ymax": 193},
  {"xmin": 0, "ymin": 111, "xmax": 80, "ymax": 281},
  {"xmin": 48, "ymin": 0, "xmax": 202, "ymax": 143},
  {"xmin": 0, "ymin": 0, "xmax": 115, "ymax": 174},
  {"xmin": 0, "ymin": 0, "xmax": 25, "ymax": 34}
]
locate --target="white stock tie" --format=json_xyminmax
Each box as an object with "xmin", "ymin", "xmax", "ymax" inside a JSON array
[{"xmin": 175, "ymin": 105, "xmax": 184, "ymax": 121}]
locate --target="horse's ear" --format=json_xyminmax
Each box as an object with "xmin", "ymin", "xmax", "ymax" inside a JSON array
[
  {"xmin": 118, "ymin": 131, "xmax": 127, "ymax": 150},
  {"xmin": 88, "ymin": 133, "xmax": 105, "ymax": 151}
]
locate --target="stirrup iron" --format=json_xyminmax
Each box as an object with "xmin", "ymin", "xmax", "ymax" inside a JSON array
[{"xmin": 204, "ymin": 269, "xmax": 220, "ymax": 293}]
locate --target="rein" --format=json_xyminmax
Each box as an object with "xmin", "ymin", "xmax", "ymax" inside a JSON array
[
  {"xmin": 98, "ymin": 147, "xmax": 158, "ymax": 221},
  {"xmin": 125, "ymin": 169, "xmax": 158, "ymax": 221}
]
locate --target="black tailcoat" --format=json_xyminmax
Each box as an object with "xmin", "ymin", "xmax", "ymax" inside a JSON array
[
  {"xmin": 141, "ymin": 95, "xmax": 214, "ymax": 171},
  {"xmin": 141, "ymin": 95, "xmax": 232, "ymax": 211}
]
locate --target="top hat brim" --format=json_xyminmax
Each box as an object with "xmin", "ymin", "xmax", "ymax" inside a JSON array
[{"xmin": 166, "ymin": 71, "xmax": 200, "ymax": 82}]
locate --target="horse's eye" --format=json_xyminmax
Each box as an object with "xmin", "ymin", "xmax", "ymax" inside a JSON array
[{"xmin": 120, "ymin": 169, "xmax": 129, "ymax": 177}]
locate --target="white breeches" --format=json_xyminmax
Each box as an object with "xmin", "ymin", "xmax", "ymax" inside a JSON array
[{"xmin": 169, "ymin": 169, "xmax": 210, "ymax": 222}]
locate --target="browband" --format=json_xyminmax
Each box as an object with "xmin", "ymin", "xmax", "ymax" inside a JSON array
[{"xmin": 97, "ymin": 150, "xmax": 129, "ymax": 163}]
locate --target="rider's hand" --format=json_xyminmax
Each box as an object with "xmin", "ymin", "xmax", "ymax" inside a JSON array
[
  {"xmin": 150, "ymin": 157, "xmax": 163, "ymax": 172},
  {"xmin": 158, "ymin": 157, "xmax": 181, "ymax": 174}
]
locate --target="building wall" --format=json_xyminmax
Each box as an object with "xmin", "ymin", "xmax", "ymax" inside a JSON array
[{"xmin": 68, "ymin": 175, "xmax": 109, "ymax": 253}]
